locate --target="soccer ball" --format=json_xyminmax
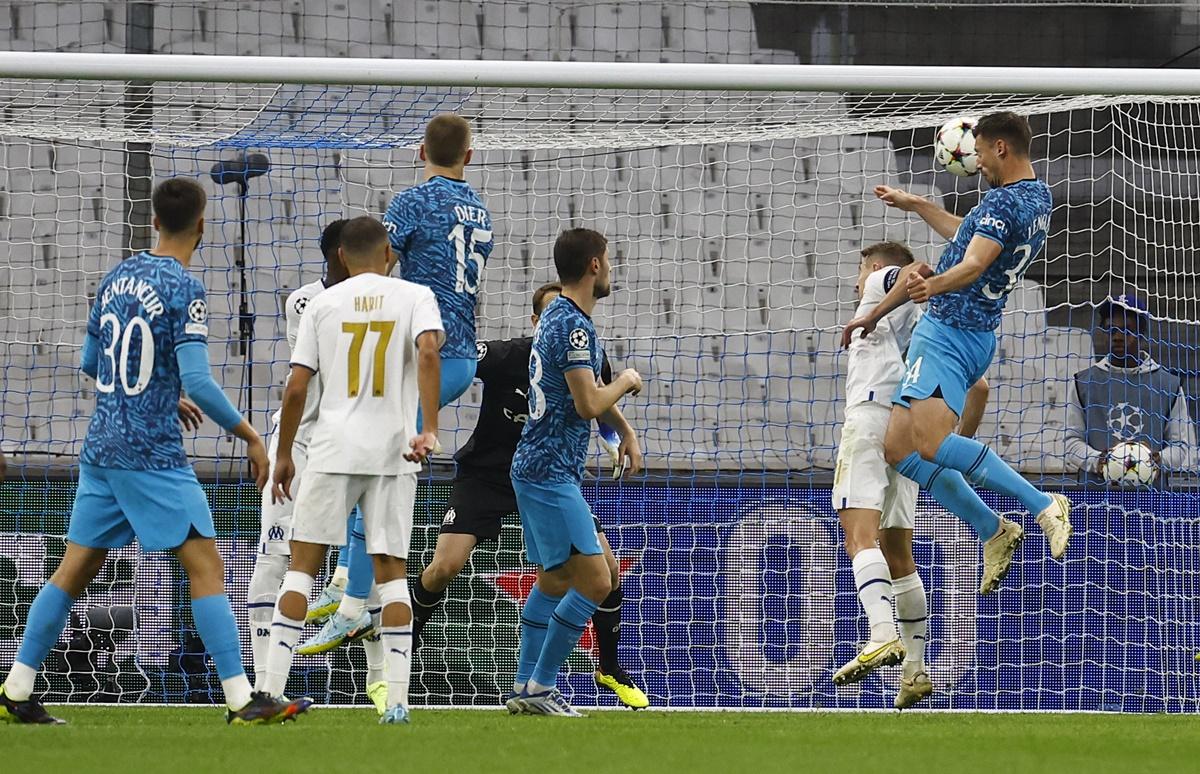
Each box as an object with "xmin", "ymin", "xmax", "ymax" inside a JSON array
[
  {"xmin": 934, "ymin": 116, "xmax": 979, "ymax": 177},
  {"xmin": 1102, "ymin": 441, "xmax": 1158, "ymax": 487}
]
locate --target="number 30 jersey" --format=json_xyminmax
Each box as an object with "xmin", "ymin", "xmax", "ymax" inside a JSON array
[
  {"xmin": 928, "ymin": 178, "xmax": 1052, "ymax": 332},
  {"xmin": 291, "ymin": 272, "xmax": 444, "ymax": 477},
  {"xmin": 82, "ymin": 253, "xmax": 210, "ymax": 471},
  {"xmin": 511, "ymin": 296, "xmax": 603, "ymax": 486},
  {"xmin": 383, "ymin": 176, "xmax": 493, "ymax": 360}
]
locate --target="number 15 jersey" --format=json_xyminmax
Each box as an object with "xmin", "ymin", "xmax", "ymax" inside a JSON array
[
  {"xmin": 291, "ymin": 272, "xmax": 444, "ymax": 477},
  {"xmin": 928, "ymin": 178, "xmax": 1052, "ymax": 332},
  {"xmin": 83, "ymin": 253, "xmax": 210, "ymax": 471},
  {"xmin": 383, "ymin": 176, "xmax": 493, "ymax": 360}
]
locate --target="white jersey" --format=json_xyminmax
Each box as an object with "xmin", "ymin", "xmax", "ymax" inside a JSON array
[
  {"xmin": 845, "ymin": 266, "xmax": 923, "ymax": 409},
  {"xmin": 291, "ymin": 272, "xmax": 444, "ymax": 476},
  {"xmin": 270, "ymin": 279, "xmax": 326, "ymax": 448}
]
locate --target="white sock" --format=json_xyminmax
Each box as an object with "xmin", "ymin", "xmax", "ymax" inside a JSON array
[
  {"xmin": 222, "ymin": 674, "xmax": 253, "ymax": 711},
  {"xmin": 3, "ymin": 662, "xmax": 38, "ymax": 701},
  {"xmin": 337, "ymin": 594, "xmax": 367, "ymax": 620},
  {"xmin": 893, "ymin": 571, "xmax": 928, "ymax": 678},
  {"xmin": 263, "ymin": 571, "xmax": 313, "ymax": 697},
  {"xmin": 851, "ymin": 548, "xmax": 896, "ymax": 643},
  {"xmin": 364, "ymin": 585, "xmax": 385, "ymax": 685},
  {"xmin": 331, "ymin": 565, "xmax": 349, "ymax": 587},
  {"xmin": 247, "ymin": 553, "xmax": 288, "ymax": 690},
  {"xmin": 378, "ymin": 578, "xmax": 412, "ymax": 710}
]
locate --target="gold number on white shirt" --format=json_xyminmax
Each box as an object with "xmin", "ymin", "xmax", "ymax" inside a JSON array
[{"xmin": 342, "ymin": 320, "xmax": 395, "ymax": 397}]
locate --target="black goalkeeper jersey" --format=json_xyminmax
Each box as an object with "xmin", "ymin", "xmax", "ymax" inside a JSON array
[{"xmin": 454, "ymin": 336, "xmax": 612, "ymax": 486}]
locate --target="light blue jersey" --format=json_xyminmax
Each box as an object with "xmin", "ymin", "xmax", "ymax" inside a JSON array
[
  {"xmin": 928, "ymin": 178, "xmax": 1053, "ymax": 331},
  {"xmin": 511, "ymin": 296, "xmax": 603, "ymax": 485},
  {"xmin": 82, "ymin": 253, "xmax": 209, "ymax": 470},
  {"xmin": 383, "ymin": 175, "xmax": 494, "ymax": 360}
]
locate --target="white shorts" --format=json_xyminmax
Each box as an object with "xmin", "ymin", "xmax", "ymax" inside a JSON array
[
  {"xmin": 258, "ymin": 433, "xmax": 308, "ymax": 556},
  {"xmin": 831, "ymin": 402, "xmax": 916, "ymax": 529},
  {"xmin": 290, "ymin": 470, "xmax": 416, "ymax": 559}
]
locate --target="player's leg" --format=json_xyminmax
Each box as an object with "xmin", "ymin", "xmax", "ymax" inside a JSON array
[
  {"xmin": 0, "ymin": 541, "xmax": 107, "ymax": 724},
  {"xmin": 296, "ymin": 508, "xmax": 375, "ymax": 655},
  {"xmin": 591, "ymin": 528, "xmax": 649, "ymax": 708},
  {"xmin": 877, "ymin": 471, "xmax": 932, "ymax": 709},
  {"xmin": 412, "ymin": 532, "xmax": 477, "ymax": 640},
  {"xmin": 363, "ymin": 582, "xmax": 387, "ymax": 714},
  {"xmin": 248, "ymin": 435, "xmax": 300, "ymax": 685},
  {"xmin": 361, "ymin": 472, "xmax": 418, "ymax": 724},
  {"xmin": 307, "ymin": 517, "xmax": 350, "ymax": 625}
]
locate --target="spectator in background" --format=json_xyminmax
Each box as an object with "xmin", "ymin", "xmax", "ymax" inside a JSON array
[{"xmin": 1064, "ymin": 291, "xmax": 1198, "ymax": 484}]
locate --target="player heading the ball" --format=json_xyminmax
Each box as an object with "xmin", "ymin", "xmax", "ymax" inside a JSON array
[
  {"xmin": 0, "ymin": 178, "xmax": 309, "ymax": 726},
  {"xmin": 263, "ymin": 216, "xmax": 444, "ymax": 726},
  {"xmin": 508, "ymin": 229, "xmax": 643, "ymax": 717},
  {"xmin": 844, "ymin": 111, "xmax": 1073, "ymax": 593}
]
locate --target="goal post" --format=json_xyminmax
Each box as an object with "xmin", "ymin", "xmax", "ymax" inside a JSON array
[{"xmin": 1, "ymin": 53, "xmax": 1198, "ymax": 711}]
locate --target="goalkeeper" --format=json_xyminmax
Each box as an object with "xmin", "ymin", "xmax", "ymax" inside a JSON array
[{"xmin": 410, "ymin": 282, "xmax": 649, "ymax": 709}]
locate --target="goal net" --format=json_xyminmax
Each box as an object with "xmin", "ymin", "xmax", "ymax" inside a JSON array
[{"xmin": 2, "ymin": 51, "xmax": 1199, "ymax": 709}]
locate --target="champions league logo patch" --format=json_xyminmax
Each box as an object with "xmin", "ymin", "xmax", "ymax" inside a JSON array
[
  {"xmin": 569, "ymin": 328, "xmax": 589, "ymax": 350},
  {"xmin": 476, "ymin": 341, "xmax": 488, "ymax": 360},
  {"xmin": 186, "ymin": 299, "xmax": 209, "ymax": 336},
  {"xmin": 1107, "ymin": 402, "xmax": 1146, "ymax": 440},
  {"xmin": 293, "ymin": 295, "xmax": 308, "ymax": 316}
]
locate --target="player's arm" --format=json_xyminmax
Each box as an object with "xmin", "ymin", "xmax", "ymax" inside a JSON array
[
  {"xmin": 958, "ymin": 377, "xmax": 989, "ymax": 438},
  {"xmin": 841, "ymin": 262, "xmax": 931, "ymax": 347},
  {"xmin": 271, "ymin": 363, "xmax": 312, "ymax": 503},
  {"xmin": 176, "ymin": 342, "xmax": 268, "ymax": 489},
  {"xmin": 566, "ymin": 367, "xmax": 641, "ymax": 421},
  {"xmin": 381, "ymin": 192, "xmax": 416, "ymax": 272},
  {"xmin": 1158, "ymin": 385, "xmax": 1197, "ymax": 473},
  {"xmin": 599, "ymin": 403, "xmax": 644, "ymax": 476},
  {"xmin": 874, "ymin": 185, "xmax": 963, "ymax": 241},
  {"xmin": 1063, "ymin": 376, "xmax": 1102, "ymax": 474},
  {"xmin": 406, "ymin": 330, "xmax": 442, "ymax": 462},
  {"xmin": 906, "ymin": 236, "xmax": 1003, "ymax": 303},
  {"xmin": 80, "ymin": 332, "xmax": 100, "ymax": 378}
]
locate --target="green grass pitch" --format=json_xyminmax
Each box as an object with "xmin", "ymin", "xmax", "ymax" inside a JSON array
[{"xmin": 5, "ymin": 708, "xmax": 1199, "ymax": 773}]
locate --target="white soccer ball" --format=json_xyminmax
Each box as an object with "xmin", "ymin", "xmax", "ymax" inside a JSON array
[
  {"xmin": 934, "ymin": 116, "xmax": 979, "ymax": 177},
  {"xmin": 1102, "ymin": 441, "xmax": 1158, "ymax": 487}
]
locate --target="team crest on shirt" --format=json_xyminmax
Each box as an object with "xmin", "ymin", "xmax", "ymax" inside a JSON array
[
  {"xmin": 476, "ymin": 341, "xmax": 488, "ymax": 360},
  {"xmin": 186, "ymin": 299, "xmax": 209, "ymax": 336},
  {"xmin": 443, "ymin": 508, "xmax": 456, "ymax": 525}
]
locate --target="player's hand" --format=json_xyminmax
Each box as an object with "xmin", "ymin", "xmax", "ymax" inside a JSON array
[
  {"xmin": 617, "ymin": 433, "xmax": 644, "ymax": 478},
  {"xmin": 906, "ymin": 270, "xmax": 934, "ymax": 303},
  {"xmin": 405, "ymin": 431, "xmax": 439, "ymax": 463},
  {"xmin": 177, "ymin": 398, "xmax": 204, "ymax": 431},
  {"xmin": 619, "ymin": 369, "xmax": 643, "ymax": 396},
  {"xmin": 271, "ymin": 454, "xmax": 295, "ymax": 504},
  {"xmin": 841, "ymin": 314, "xmax": 877, "ymax": 348},
  {"xmin": 1094, "ymin": 449, "xmax": 1110, "ymax": 476},
  {"xmin": 874, "ymin": 185, "xmax": 923, "ymax": 212}
]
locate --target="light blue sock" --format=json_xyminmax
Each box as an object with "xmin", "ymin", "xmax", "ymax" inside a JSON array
[
  {"xmin": 336, "ymin": 514, "xmax": 353, "ymax": 569},
  {"xmin": 934, "ymin": 434, "xmax": 1053, "ymax": 516},
  {"xmin": 345, "ymin": 509, "xmax": 374, "ymax": 600},
  {"xmin": 15, "ymin": 583, "xmax": 74, "ymax": 670},
  {"xmin": 531, "ymin": 588, "xmax": 599, "ymax": 690},
  {"xmin": 515, "ymin": 587, "xmax": 562, "ymax": 690},
  {"xmin": 895, "ymin": 452, "xmax": 1001, "ymax": 541},
  {"xmin": 191, "ymin": 594, "xmax": 246, "ymax": 680}
]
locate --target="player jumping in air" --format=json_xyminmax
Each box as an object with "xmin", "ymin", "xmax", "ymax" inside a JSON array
[
  {"xmin": 262, "ymin": 217, "xmax": 444, "ymax": 725},
  {"xmin": 508, "ymin": 228, "xmax": 643, "ymax": 717},
  {"xmin": 243, "ymin": 219, "xmax": 393, "ymax": 709},
  {"xmin": 0, "ymin": 178, "xmax": 309, "ymax": 725},
  {"xmin": 843, "ymin": 111, "xmax": 1073, "ymax": 595},
  {"xmin": 302, "ymin": 113, "xmax": 493, "ymax": 653},
  {"xmin": 409, "ymin": 282, "xmax": 649, "ymax": 709},
  {"xmin": 832, "ymin": 241, "xmax": 990, "ymax": 709}
]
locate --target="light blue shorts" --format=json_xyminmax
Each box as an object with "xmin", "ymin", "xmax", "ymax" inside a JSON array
[
  {"xmin": 511, "ymin": 479, "xmax": 603, "ymax": 571},
  {"xmin": 416, "ymin": 356, "xmax": 478, "ymax": 432},
  {"xmin": 893, "ymin": 315, "xmax": 996, "ymax": 417},
  {"xmin": 68, "ymin": 464, "xmax": 214, "ymax": 552}
]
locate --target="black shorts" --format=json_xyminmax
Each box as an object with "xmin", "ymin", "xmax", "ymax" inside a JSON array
[
  {"xmin": 442, "ymin": 476, "xmax": 604, "ymax": 542},
  {"xmin": 442, "ymin": 476, "xmax": 518, "ymax": 542}
]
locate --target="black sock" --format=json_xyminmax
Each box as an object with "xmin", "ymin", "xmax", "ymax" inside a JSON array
[
  {"xmin": 410, "ymin": 573, "xmax": 446, "ymax": 641},
  {"xmin": 591, "ymin": 584, "xmax": 623, "ymax": 675}
]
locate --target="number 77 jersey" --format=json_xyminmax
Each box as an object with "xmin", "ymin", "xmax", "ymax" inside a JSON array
[
  {"xmin": 383, "ymin": 176, "xmax": 493, "ymax": 360},
  {"xmin": 290, "ymin": 273, "xmax": 445, "ymax": 477},
  {"xmin": 927, "ymin": 178, "xmax": 1053, "ymax": 332},
  {"xmin": 82, "ymin": 252, "xmax": 212, "ymax": 471}
]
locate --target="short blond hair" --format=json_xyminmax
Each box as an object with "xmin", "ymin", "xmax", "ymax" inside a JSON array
[{"xmin": 424, "ymin": 114, "xmax": 472, "ymax": 166}]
